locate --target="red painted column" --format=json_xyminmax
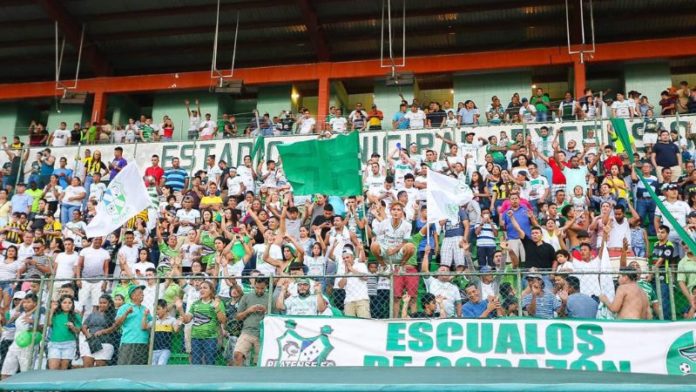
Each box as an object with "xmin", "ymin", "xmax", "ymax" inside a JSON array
[
  {"xmin": 316, "ymin": 74, "xmax": 330, "ymax": 131},
  {"xmin": 91, "ymin": 90, "xmax": 108, "ymax": 123},
  {"xmin": 573, "ymin": 60, "xmax": 586, "ymax": 97}
]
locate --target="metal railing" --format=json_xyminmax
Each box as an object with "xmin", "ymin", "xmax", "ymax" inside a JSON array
[{"xmin": 0, "ymin": 267, "xmax": 693, "ymax": 374}]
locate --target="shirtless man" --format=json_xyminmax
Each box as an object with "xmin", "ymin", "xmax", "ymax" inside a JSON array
[{"xmin": 599, "ymin": 266, "xmax": 649, "ymax": 319}]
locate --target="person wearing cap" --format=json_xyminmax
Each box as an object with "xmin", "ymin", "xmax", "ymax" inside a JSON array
[
  {"xmin": 113, "ymin": 285, "xmax": 152, "ymax": 365},
  {"xmin": 184, "ymin": 99, "xmax": 202, "ymax": 140},
  {"xmin": 366, "ymin": 104, "xmax": 384, "ymax": 130},
  {"xmin": 276, "ymin": 277, "xmax": 326, "ymax": 316}
]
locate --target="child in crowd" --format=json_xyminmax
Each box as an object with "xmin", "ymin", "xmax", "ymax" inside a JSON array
[
  {"xmin": 630, "ymin": 216, "xmax": 648, "ymax": 258},
  {"xmin": 152, "ymin": 299, "xmax": 180, "ymax": 366},
  {"xmin": 444, "ymin": 112, "xmax": 458, "ymax": 128},
  {"xmin": 475, "ymin": 210, "xmax": 498, "ymax": 269},
  {"xmin": 569, "ymin": 185, "xmax": 589, "ymax": 212},
  {"xmin": 582, "ymin": 128, "xmax": 598, "ymax": 155}
]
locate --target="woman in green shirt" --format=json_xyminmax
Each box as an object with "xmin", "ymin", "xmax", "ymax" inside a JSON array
[
  {"xmin": 176, "ymin": 281, "xmax": 226, "ymax": 365},
  {"xmin": 47, "ymin": 295, "xmax": 82, "ymax": 370}
]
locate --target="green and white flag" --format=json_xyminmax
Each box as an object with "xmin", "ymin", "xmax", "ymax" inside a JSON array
[
  {"xmin": 86, "ymin": 162, "xmax": 150, "ymax": 238},
  {"xmin": 427, "ymin": 169, "xmax": 472, "ymax": 223}
]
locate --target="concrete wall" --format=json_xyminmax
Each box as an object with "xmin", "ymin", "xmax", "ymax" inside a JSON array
[
  {"xmin": 625, "ymin": 62, "xmax": 672, "ymax": 104},
  {"xmin": 46, "ymin": 103, "xmax": 90, "ymax": 134},
  {"xmin": 256, "ymin": 85, "xmax": 292, "ymax": 118}
]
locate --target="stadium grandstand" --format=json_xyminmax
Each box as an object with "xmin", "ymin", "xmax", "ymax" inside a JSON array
[{"xmin": 0, "ymin": 0, "xmax": 696, "ymax": 390}]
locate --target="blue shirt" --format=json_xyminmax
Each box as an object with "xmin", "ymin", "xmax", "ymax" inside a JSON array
[
  {"xmin": 164, "ymin": 168, "xmax": 188, "ymax": 191},
  {"xmin": 443, "ymin": 209, "xmax": 468, "ymax": 238},
  {"xmin": 11, "ymin": 193, "xmax": 32, "ymax": 214},
  {"xmin": 521, "ymin": 292, "xmax": 561, "ymax": 319},
  {"xmin": 462, "ymin": 300, "xmax": 495, "ymax": 318},
  {"xmin": 116, "ymin": 303, "xmax": 152, "ymax": 345},
  {"xmin": 414, "ymin": 219, "xmax": 437, "ymax": 251},
  {"xmin": 392, "ymin": 111, "xmax": 409, "ymax": 130},
  {"xmin": 502, "ymin": 206, "xmax": 532, "ymax": 240},
  {"xmin": 110, "ymin": 158, "xmax": 128, "ymax": 180},
  {"xmin": 566, "ymin": 293, "xmax": 598, "ymax": 319},
  {"xmin": 52, "ymin": 168, "xmax": 73, "ymax": 189}
]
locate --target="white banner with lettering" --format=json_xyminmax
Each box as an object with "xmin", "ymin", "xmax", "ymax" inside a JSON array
[{"xmin": 259, "ymin": 315, "xmax": 696, "ymax": 376}]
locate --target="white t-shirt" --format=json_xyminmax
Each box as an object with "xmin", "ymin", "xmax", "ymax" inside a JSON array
[
  {"xmin": 62, "ymin": 185, "xmax": 86, "ymax": 207},
  {"xmin": 424, "ymin": 277, "xmax": 461, "ymax": 317},
  {"xmin": 54, "ymin": 251, "xmax": 79, "ymax": 280},
  {"xmin": 226, "ymin": 176, "xmax": 244, "ymax": 196},
  {"xmin": 284, "ymin": 294, "xmax": 320, "ymax": 315},
  {"xmin": 519, "ymin": 104, "xmax": 537, "ymax": 122},
  {"xmin": 329, "ymin": 117, "xmax": 348, "ymax": 132},
  {"xmin": 405, "ymin": 110, "xmax": 426, "ymax": 129},
  {"xmin": 188, "ymin": 115, "xmax": 201, "ymax": 131},
  {"xmin": 117, "ymin": 245, "xmax": 139, "ymax": 269},
  {"xmin": 63, "ymin": 220, "xmax": 87, "ymax": 242},
  {"xmin": 176, "ymin": 209, "xmax": 201, "ymax": 226},
  {"xmin": 611, "ymin": 100, "xmax": 632, "ymax": 118},
  {"xmin": 457, "ymin": 141, "xmax": 483, "ymax": 165},
  {"xmin": 364, "ymin": 174, "xmax": 386, "ymax": 195},
  {"xmin": 237, "ymin": 166, "xmax": 255, "ymax": 193},
  {"xmin": 199, "ymin": 120, "xmax": 216, "ymax": 136},
  {"xmin": 88, "ymin": 182, "xmax": 107, "ymax": 202},
  {"xmin": 374, "ymin": 219, "xmax": 411, "ymax": 250},
  {"xmin": 655, "ymin": 200, "xmax": 690, "ymax": 231},
  {"xmin": 51, "ymin": 129, "xmax": 72, "ymax": 147},
  {"xmin": 17, "ymin": 244, "xmax": 34, "ymax": 264},
  {"xmin": 0, "ymin": 257, "xmax": 22, "ymax": 281},
  {"xmin": 217, "ymin": 261, "xmax": 244, "ymax": 298},
  {"xmin": 79, "ymin": 247, "xmax": 111, "ymax": 278},
  {"xmin": 342, "ymin": 262, "xmax": 369, "ymax": 303},
  {"xmin": 298, "ymin": 117, "xmax": 316, "ymax": 135}
]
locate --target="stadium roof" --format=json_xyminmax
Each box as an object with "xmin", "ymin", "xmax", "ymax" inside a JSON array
[{"xmin": 1, "ymin": 0, "xmax": 695, "ymax": 84}]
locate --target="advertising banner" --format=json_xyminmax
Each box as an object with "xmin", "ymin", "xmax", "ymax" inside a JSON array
[
  {"xmin": 259, "ymin": 315, "xmax": 696, "ymax": 376},
  {"xmin": 11, "ymin": 115, "xmax": 696, "ymax": 177}
]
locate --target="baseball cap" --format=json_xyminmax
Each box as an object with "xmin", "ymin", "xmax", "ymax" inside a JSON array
[
  {"xmin": 521, "ymin": 97, "xmax": 529, "ymax": 103},
  {"xmin": 13, "ymin": 291, "xmax": 26, "ymax": 300},
  {"xmin": 662, "ymin": 183, "xmax": 679, "ymax": 191},
  {"xmin": 480, "ymin": 265, "xmax": 492, "ymax": 273},
  {"xmin": 576, "ymin": 230, "xmax": 590, "ymax": 238},
  {"xmin": 688, "ymin": 211, "xmax": 696, "ymax": 219},
  {"xmin": 296, "ymin": 278, "xmax": 311, "ymax": 285},
  {"xmin": 128, "ymin": 285, "xmax": 146, "ymax": 298},
  {"xmin": 525, "ymin": 267, "xmax": 542, "ymax": 280}
]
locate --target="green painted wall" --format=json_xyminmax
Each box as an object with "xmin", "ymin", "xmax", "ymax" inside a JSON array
[
  {"xmin": 453, "ymin": 71, "xmax": 532, "ymax": 124},
  {"xmin": 0, "ymin": 103, "xmax": 44, "ymax": 139},
  {"xmin": 673, "ymin": 73, "xmax": 696, "ymax": 88},
  {"xmin": 0, "ymin": 104, "xmax": 19, "ymax": 139},
  {"xmin": 625, "ymin": 62, "xmax": 671, "ymax": 104},
  {"xmin": 331, "ymin": 81, "xmax": 349, "ymax": 110},
  {"xmin": 256, "ymin": 85, "xmax": 292, "ymax": 119},
  {"xmin": 151, "ymin": 92, "xmax": 220, "ymax": 140},
  {"xmin": 109, "ymin": 95, "xmax": 141, "ymax": 127},
  {"xmin": 47, "ymin": 103, "xmax": 90, "ymax": 134},
  {"xmin": 301, "ymin": 96, "xmax": 318, "ymax": 115}
]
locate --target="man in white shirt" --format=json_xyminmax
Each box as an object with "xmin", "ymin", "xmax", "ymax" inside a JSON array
[
  {"xmin": 237, "ymin": 155, "xmax": 256, "ymax": 194},
  {"xmin": 204, "ymin": 155, "xmax": 223, "ymax": 184},
  {"xmin": 337, "ymin": 249, "xmax": 370, "ymax": 318},
  {"xmin": 176, "ymin": 197, "xmax": 201, "ymax": 236},
  {"xmin": 297, "ymin": 109, "xmax": 316, "ymax": 135},
  {"xmin": 226, "ymin": 167, "xmax": 245, "ymax": 199},
  {"xmin": 329, "ymin": 109, "xmax": 348, "ymax": 133},
  {"xmin": 63, "ymin": 210, "xmax": 87, "ymax": 243},
  {"xmin": 276, "ymin": 278, "xmax": 326, "ymax": 316},
  {"xmin": 76, "ymin": 237, "xmax": 111, "ymax": 316},
  {"xmin": 404, "ymin": 104, "xmax": 426, "ymax": 129},
  {"xmin": 199, "ymin": 113, "xmax": 217, "ymax": 139},
  {"xmin": 49, "ymin": 122, "xmax": 72, "ymax": 147},
  {"xmin": 655, "ymin": 183, "xmax": 690, "ymax": 258},
  {"xmin": 611, "ymin": 92, "xmax": 634, "ymax": 119},
  {"xmin": 52, "ymin": 238, "xmax": 79, "ymax": 300}
]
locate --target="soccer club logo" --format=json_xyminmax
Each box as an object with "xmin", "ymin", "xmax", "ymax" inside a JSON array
[
  {"xmin": 102, "ymin": 182, "xmax": 127, "ymax": 222},
  {"xmin": 665, "ymin": 331, "xmax": 696, "ymax": 375},
  {"xmin": 267, "ymin": 320, "xmax": 335, "ymax": 367}
]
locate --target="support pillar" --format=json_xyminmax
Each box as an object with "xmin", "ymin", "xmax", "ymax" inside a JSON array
[
  {"xmin": 91, "ymin": 90, "xmax": 108, "ymax": 123},
  {"xmin": 573, "ymin": 60, "xmax": 586, "ymax": 97},
  {"xmin": 317, "ymin": 76, "xmax": 329, "ymax": 131}
]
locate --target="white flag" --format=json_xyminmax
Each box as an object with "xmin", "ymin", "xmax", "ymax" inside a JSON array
[
  {"xmin": 426, "ymin": 169, "xmax": 472, "ymax": 223},
  {"xmin": 85, "ymin": 162, "xmax": 150, "ymax": 238}
]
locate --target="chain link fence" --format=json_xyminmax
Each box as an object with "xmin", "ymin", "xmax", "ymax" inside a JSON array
[{"xmin": 0, "ymin": 267, "xmax": 694, "ymax": 374}]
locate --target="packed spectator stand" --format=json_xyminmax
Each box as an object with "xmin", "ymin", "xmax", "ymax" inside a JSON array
[{"xmin": 0, "ymin": 83, "xmax": 696, "ymax": 375}]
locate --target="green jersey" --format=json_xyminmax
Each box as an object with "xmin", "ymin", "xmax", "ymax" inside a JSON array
[
  {"xmin": 158, "ymin": 242, "xmax": 181, "ymax": 266},
  {"xmin": 405, "ymin": 232, "xmax": 424, "ymax": 267},
  {"xmin": 637, "ymin": 280, "xmax": 657, "ymax": 304},
  {"xmin": 188, "ymin": 299, "xmax": 225, "ymax": 339},
  {"xmin": 51, "ymin": 313, "xmax": 82, "ymax": 342}
]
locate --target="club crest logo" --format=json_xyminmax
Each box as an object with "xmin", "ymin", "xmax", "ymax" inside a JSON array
[
  {"xmin": 666, "ymin": 331, "xmax": 696, "ymax": 375},
  {"xmin": 102, "ymin": 182, "xmax": 127, "ymax": 222},
  {"xmin": 265, "ymin": 320, "xmax": 335, "ymax": 367}
]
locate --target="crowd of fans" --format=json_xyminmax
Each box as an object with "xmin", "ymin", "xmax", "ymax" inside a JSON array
[
  {"xmin": 22, "ymin": 82, "xmax": 696, "ymax": 145},
  {"xmin": 0, "ymin": 85, "xmax": 695, "ymax": 375}
]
